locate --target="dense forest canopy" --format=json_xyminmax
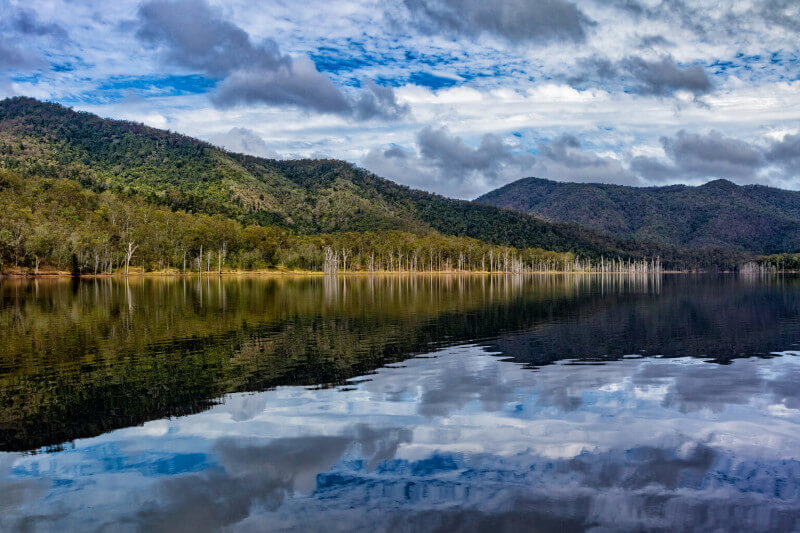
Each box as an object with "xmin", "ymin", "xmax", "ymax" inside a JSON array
[
  {"xmin": 0, "ymin": 169, "xmax": 583, "ymax": 275},
  {"xmin": 477, "ymin": 177, "xmax": 800, "ymax": 254},
  {"xmin": 0, "ymin": 96, "xmax": 764, "ymax": 273}
]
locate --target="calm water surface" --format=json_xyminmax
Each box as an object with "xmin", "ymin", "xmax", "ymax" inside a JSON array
[{"xmin": 1, "ymin": 274, "xmax": 800, "ymax": 532}]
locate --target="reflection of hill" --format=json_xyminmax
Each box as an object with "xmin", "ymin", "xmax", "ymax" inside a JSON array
[
  {"xmin": 483, "ymin": 275, "xmax": 800, "ymax": 365},
  {"xmin": 0, "ymin": 275, "xmax": 605, "ymax": 451},
  {"xmin": 1, "ymin": 274, "xmax": 799, "ymax": 451}
]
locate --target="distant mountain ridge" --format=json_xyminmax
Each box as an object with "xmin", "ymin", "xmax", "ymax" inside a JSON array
[{"xmin": 477, "ymin": 177, "xmax": 800, "ymax": 254}]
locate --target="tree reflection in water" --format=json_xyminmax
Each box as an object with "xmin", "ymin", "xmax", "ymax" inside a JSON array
[{"xmin": 1, "ymin": 274, "xmax": 799, "ymax": 531}]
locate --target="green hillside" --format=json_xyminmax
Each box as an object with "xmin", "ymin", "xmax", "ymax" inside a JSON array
[
  {"xmin": 477, "ymin": 177, "xmax": 800, "ymax": 254},
  {"xmin": 0, "ymin": 97, "xmax": 745, "ymax": 270}
]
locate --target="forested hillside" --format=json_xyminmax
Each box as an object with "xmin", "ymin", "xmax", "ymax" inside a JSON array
[
  {"xmin": 477, "ymin": 177, "xmax": 800, "ymax": 254},
  {"xmin": 0, "ymin": 97, "xmax": 746, "ymax": 273},
  {"xmin": 0, "ymin": 168, "xmax": 584, "ymax": 275}
]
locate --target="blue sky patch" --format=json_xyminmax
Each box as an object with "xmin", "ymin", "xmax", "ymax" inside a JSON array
[
  {"xmin": 96, "ymin": 75, "xmax": 217, "ymax": 96},
  {"xmin": 408, "ymin": 71, "xmax": 459, "ymax": 89}
]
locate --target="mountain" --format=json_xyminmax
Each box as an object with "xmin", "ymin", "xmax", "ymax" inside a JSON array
[
  {"xmin": 476, "ymin": 177, "xmax": 800, "ymax": 254},
  {"xmin": 0, "ymin": 97, "xmax": 744, "ymax": 269}
]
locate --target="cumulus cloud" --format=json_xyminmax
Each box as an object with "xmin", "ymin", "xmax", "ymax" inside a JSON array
[
  {"xmin": 363, "ymin": 126, "xmax": 536, "ymax": 198},
  {"xmin": 534, "ymin": 135, "xmax": 638, "ymax": 184},
  {"xmin": 207, "ymin": 127, "xmax": 281, "ymax": 159},
  {"xmin": 417, "ymin": 125, "xmax": 519, "ymax": 177},
  {"xmin": 0, "ymin": 7, "xmax": 67, "ymax": 78},
  {"xmin": 618, "ymin": 0, "xmax": 800, "ymax": 41},
  {"xmin": 362, "ymin": 127, "xmax": 642, "ymax": 197},
  {"xmin": 631, "ymin": 130, "xmax": 766, "ymax": 183},
  {"xmin": 629, "ymin": 129, "xmax": 800, "ymax": 186},
  {"xmin": 766, "ymin": 133, "xmax": 800, "ymax": 171},
  {"xmin": 396, "ymin": 0, "xmax": 594, "ymax": 44},
  {"xmin": 0, "ymin": 40, "xmax": 42, "ymax": 70},
  {"xmin": 661, "ymin": 130, "xmax": 764, "ymax": 178},
  {"xmin": 0, "ymin": 7, "xmax": 65, "ymax": 72},
  {"xmin": 7, "ymin": 8, "xmax": 69, "ymax": 41},
  {"xmin": 570, "ymin": 55, "xmax": 711, "ymax": 97},
  {"xmin": 9, "ymin": 0, "xmax": 800, "ymax": 194},
  {"xmin": 362, "ymin": 146, "xmax": 456, "ymax": 198},
  {"xmin": 638, "ymin": 34, "xmax": 674, "ymax": 49},
  {"xmin": 623, "ymin": 56, "xmax": 711, "ymax": 96},
  {"xmin": 354, "ymin": 79, "xmax": 411, "ymax": 121},
  {"xmin": 136, "ymin": 0, "xmax": 290, "ymax": 77},
  {"xmin": 211, "ymin": 57, "xmax": 351, "ymax": 113},
  {"xmin": 761, "ymin": 0, "xmax": 800, "ymax": 31},
  {"xmin": 136, "ymin": 0, "xmax": 407, "ymax": 120},
  {"xmin": 364, "ymin": 125, "xmax": 800, "ymax": 196}
]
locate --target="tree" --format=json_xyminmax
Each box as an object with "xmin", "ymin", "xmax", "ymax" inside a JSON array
[
  {"xmin": 124, "ymin": 241, "xmax": 138, "ymax": 276},
  {"xmin": 28, "ymin": 226, "xmax": 57, "ymax": 275}
]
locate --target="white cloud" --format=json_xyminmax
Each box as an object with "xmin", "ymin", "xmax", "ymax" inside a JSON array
[{"xmin": 206, "ymin": 127, "xmax": 281, "ymax": 158}]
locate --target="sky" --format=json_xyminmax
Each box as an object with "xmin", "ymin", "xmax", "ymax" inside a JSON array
[{"xmin": 1, "ymin": 0, "xmax": 800, "ymax": 198}]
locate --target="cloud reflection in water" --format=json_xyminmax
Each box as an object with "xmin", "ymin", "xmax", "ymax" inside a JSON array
[{"xmin": 2, "ymin": 346, "xmax": 800, "ymax": 532}]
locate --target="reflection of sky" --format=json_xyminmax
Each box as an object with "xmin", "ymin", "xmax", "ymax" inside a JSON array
[{"xmin": 3, "ymin": 347, "xmax": 800, "ymax": 532}]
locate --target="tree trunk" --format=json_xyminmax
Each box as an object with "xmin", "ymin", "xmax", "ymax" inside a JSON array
[{"xmin": 124, "ymin": 242, "xmax": 138, "ymax": 277}]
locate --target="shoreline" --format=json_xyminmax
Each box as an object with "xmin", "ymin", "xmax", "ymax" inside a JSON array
[{"xmin": 0, "ymin": 269, "xmax": 787, "ymax": 279}]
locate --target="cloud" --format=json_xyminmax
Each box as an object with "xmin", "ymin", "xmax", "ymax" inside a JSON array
[
  {"xmin": 9, "ymin": 0, "xmax": 800, "ymax": 194},
  {"xmin": 534, "ymin": 134, "xmax": 638, "ymax": 184},
  {"xmin": 417, "ymin": 125, "xmax": 518, "ymax": 176},
  {"xmin": 631, "ymin": 130, "xmax": 766, "ymax": 182},
  {"xmin": 365, "ymin": 124, "xmax": 800, "ymax": 195},
  {"xmin": 662, "ymin": 130, "xmax": 763, "ymax": 177},
  {"xmin": 615, "ymin": 0, "xmax": 734, "ymax": 38},
  {"xmin": 7, "ymin": 8, "xmax": 69, "ymax": 41},
  {"xmin": 137, "ymin": 0, "xmax": 289, "ymax": 77},
  {"xmin": 0, "ymin": 40, "xmax": 42, "ymax": 70},
  {"xmin": 620, "ymin": 0, "xmax": 800, "ymax": 42},
  {"xmin": 363, "ymin": 126, "xmax": 536, "ymax": 198},
  {"xmin": 207, "ymin": 127, "xmax": 281, "ymax": 159},
  {"xmin": 210, "ymin": 57, "xmax": 352, "ymax": 113},
  {"xmin": 622, "ymin": 56, "xmax": 711, "ymax": 96},
  {"xmin": 569, "ymin": 55, "xmax": 712, "ymax": 97},
  {"xmin": 0, "ymin": 7, "xmax": 66, "ymax": 81},
  {"xmin": 362, "ymin": 126, "xmax": 643, "ymax": 197},
  {"xmin": 362, "ymin": 146, "xmax": 449, "ymax": 195},
  {"xmin": 396, "ymin": 0, "xmax": 594, "ymax": 44},
  {"xmin": 354, "ymin": 79, "xmax": 411, "ymax": 121},
  {"xmin": 766, "ymin": 133, "xmax": 800, "ymax": 172},
  {"xmin": 761, "ymin": 0, "xmax": 800, "ymax": 31},
  {"xmin": 638, "ymin": 35, "xmax": 674, "ymax": 49},
  {"xmin": 136, "ymin": 0, "xmax": 407, "ymax": 120},
  {"xmin": 134, "ymin": 426, "xmax": 412, "ymax": 532}
]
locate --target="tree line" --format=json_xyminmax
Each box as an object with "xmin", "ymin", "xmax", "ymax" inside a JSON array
[
  {"xmin": 0, "ymin": 170, "xmax": 588, "ymax": 275},
  {"xmin": 6, "ymin": 170, "xmax": 784, "ymax": 276},
  {"xmin": 747, "ymin": 254, "xmax": 800, "ymax": 273}
]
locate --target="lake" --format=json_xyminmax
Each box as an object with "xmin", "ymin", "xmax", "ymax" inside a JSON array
[{"xmin": 1, "ymin": 274, "xmax": 800, "ymax": 532}]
